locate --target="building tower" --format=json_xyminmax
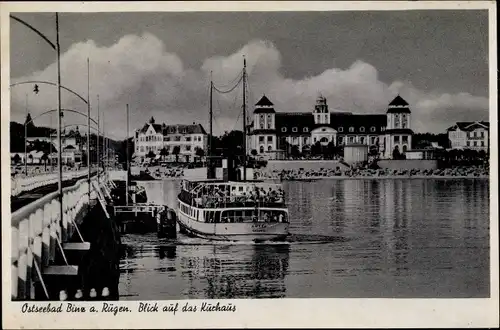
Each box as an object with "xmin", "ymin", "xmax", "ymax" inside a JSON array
[
  {"xmin": 384, "ymin": 95, "xmax": 413, "ymax": 159},
  {"xmin": 251, "ymin": 95, "xmax": 277, "ymax": 156},
  {"xmin": 313, "ymin": 94, "xmax": 330, "ymax": 125}
]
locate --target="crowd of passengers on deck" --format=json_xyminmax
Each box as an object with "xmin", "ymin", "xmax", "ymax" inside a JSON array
[{"xmin": 190, "ymin": 184, "xmax": 285, "ymax": 208}]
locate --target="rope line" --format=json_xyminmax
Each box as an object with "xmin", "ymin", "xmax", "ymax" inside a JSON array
[
  {"xmin": 212, "ymin": 69, "xmax": 243, "ymax": 90},
  {"xmin": 213, "ymin": 74, "xmax": 243, "ymax": 94}
]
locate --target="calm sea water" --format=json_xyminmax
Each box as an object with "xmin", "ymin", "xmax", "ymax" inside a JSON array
[{"xmin": 119, "ymin": 179, "xmax": 490, "ymax": 299}]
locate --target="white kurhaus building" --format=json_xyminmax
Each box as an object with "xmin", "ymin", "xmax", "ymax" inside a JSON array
[
  {"xmin": 134, "ymin": 118, "xmax": 208, "ymax": 163},
  {"xmin": 247, "ymin": 94, "xmax": 414, "ymax": 160},
  {"xmin": 447, "ymin": 121, "xmax": 489, "ymax": 151}
]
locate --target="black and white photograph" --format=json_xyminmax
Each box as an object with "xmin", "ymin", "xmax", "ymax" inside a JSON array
[{"xmin": 2, "ymin": 1, "xmax": 498, "ymax": 328}]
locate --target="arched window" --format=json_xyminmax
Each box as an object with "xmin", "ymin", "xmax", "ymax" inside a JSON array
[
  {"xmin": 370, "ymin": 126, "xmax": 376, "ymax": 132},
  {"xmin": 259, "ymin": 146, "xmax": 264, "ymax": 153},
  {"xmin": 281, "ymin": 127, "xmax": 287, "ymax": 132},
  {"xmin": 268, "ymin": 145, "xmax": 272, "ymax": 151},
  {"xmin": 303, "ymin": 127, "xmax": 309, "ymax": 132},
  {"xmin": 360, "ymin": 127, "xmax": 365, "ymax": 132},
  {"xmin": 338, "ymin": 127, "xmax": 343, "ymax": 132},
  {"xmin": 292, "ymin": 127, "xmax": 298, "ymax": 132},
  {"xmin": 360, "ymin": 136, "xmax": 365, "ymax": 144},
  {"xmin": 349, "ymin": 127, "xmax": 354, "ymax": 132}
]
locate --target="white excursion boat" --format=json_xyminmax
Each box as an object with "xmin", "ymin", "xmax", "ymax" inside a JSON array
[
  {"xmin": 177, "ymin": 179, "xmax": 290, "ymax": 241},
  {"xmin": 176, "ymin": 58, "xmax": 290, "ymax": 241}
]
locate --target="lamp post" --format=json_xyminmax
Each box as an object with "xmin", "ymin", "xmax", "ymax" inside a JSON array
[
  {"xmin": 10, "ymin": 13, "xmax": 98, "ymax": 240},
  {"xmin": 87, "ymin": 58, "xmax": 91, "ymax": 204},
  {"xmin": 24, "ymin": 94, "xmax": 28, "ymax": 175},
  {"xmin": 97, "ymin": 95, "xmax": 100, "ymax": 185}
]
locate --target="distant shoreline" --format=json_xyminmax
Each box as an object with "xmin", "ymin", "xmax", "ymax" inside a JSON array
[
  {"xmin": 134, "ymin": 174, "xmax": 489, "ymax": 182},
  {"xmin": 260, "ymin": 175, "xmax": 490, "ymax": 181}
]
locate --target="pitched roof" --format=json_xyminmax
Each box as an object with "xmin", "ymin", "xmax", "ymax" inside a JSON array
[
  {"xmin": 275, "ymin": 113, "xmax": 315, "ymax": 135},
  {"xmin": 387, "ymin": 95, "xmax": 411, "ymax": 113},
  {"xmin": 138, "ymin": 122, "xmax": 207, "ymax": 135},
  {"xmin": 328, "ymin": 114, "xmax": 387, "ymax": 134},
  {"xmin": 447, "ymin": 121, "xmax": 489, "ymax": 131},
  {"xmin": 255, "ymin": 95, "xmax": 274, "ymax": 106},
  {"xmin": 389, "ymin": 95, "xmax": 409, "ymax": 106},
  {"xmin": 162, "ymin": 123, "xmax": 207, "ymax": 135},
  {"xmin": 268, "ymin": 112, "xmax": 387, "ymax": 135}
]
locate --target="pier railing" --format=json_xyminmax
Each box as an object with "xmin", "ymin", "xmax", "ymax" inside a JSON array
[
  {"xmin": 11, "ymin": 169, "xmax": 97, "ymax": 197},
  {"xmin": 11, "ymin": 171, "xmax": 108, "ymax": 300}
]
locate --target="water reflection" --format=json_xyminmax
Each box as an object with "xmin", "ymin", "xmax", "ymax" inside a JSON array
[
  {"xmin": 158, "ymin": 245, "xmax": 177, "ymax": 260},
  {"xmin": 119, "ymin": 178, "xmax": 489, "ymax": 299}
]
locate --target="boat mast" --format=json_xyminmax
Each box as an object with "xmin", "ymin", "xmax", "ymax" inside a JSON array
[
  {"xmin": 242, "ymin": 57, "xmax": 247, "ymax": 181},
  {"xmin": 209, "ymin": 71, "xmax": 213, "ymax": 160}
]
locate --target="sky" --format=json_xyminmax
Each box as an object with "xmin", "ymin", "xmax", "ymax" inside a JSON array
[{"xmin": 9, "ymin": 10, "xmax": 489, "ymax": 139}]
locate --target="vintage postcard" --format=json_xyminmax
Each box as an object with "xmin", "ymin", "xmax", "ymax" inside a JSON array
[{"xmin": 1, "ymin": 1, "xmax": 498, "ymax": 329}]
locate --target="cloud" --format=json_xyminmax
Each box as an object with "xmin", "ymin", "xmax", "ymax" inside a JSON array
[{"xmin": 10, "ymin": 33, "xmax": 489, "ymax": 139}]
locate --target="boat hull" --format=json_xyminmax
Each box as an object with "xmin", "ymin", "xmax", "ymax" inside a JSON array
[{"xmin": 176, "ymin": 211, "xmax": 289, "ymax": 241}]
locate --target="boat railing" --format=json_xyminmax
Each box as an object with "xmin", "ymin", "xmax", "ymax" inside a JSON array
[{"xmin": 191, "ymin": 196, "xmax": 286, "ymax": 209}]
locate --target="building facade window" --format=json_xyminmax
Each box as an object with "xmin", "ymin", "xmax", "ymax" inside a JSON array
[
  {"xmin": 338, "ymin": 127, "xmax": 343, "ymax": 132},
  {"xmin": 292, "ymin": 127, "xmax": 298, "ymax": 132},
  {"xmin": 268, "ymin": 145, "xmax": 272, "ymax": 151},
  {"xmin": 338, "ymin": 137, "xmax": 344, "ymax": 145},
  {"xmin": 303, "ymin": 127, "xmax": 309, "ymax": 132},
  {"xmin": 394, "ymin": 136, "xmax": 400, "ymax": 143},
  {"xmin": 349, "ymin": 127, "xmax": 354, "ymax": 132},
  {"xmin": 481, "ymin": 141, "xmax": 485, "ymax": 147},
  {"xmin": 473, "ymin": 141, "xmax": 477, "ymax": 147},
  {"xmin": 259, "ymin": 136, "xmax": 264, "ymax": 142},
  {"xmin": 349, "ymin": 136, "xmax": 354, "ymax": 144},
  {"xmin": 370, "ymin": 126, "xmax": 376, "ymax": 132},
  {"xmin": 402, "ymin": 136, "xmax": 408, "ymax": 143},
  {"xmin": 360, "ymin": 137, "xmax": 365, "ymax": 144},
  {"xmin": 267, "ymin": 115, "xmax": 272, "ymax": 129},
  {"xmin": 267, "ymin": 136, "xmax": 273, "ymax": 142},
  {"xmin": 303, "ymin": 137, "xmax": 308, "ymax": 144},
  {"xmin": 467, "ymin": 141, "xmax": 470, "ymax": 147},
  {"xmin": 360, "ymin": 127, "xmax": 365, "ymax": 132},
  {"xmin": 260, "ymin": 115, "xmax": 264, "ymax": 129},
  {"xmin": 481, "ymin": 131, "xmax": 485, "ymax": 138},
  {"xmin": 281, "ymin": 127, "xmax": 287, "ymax": 132},
  {"xmin": 395, "ymin": 114, "xmax": 400, "ymax": 128},
  {"xmin": 260, "ymin": 146, "xmax": 264, "ymax": 153}
]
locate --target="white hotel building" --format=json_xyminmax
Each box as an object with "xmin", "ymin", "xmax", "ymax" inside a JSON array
[
  {"xmin": 133, "ymin": 118, "xmax": 208, "ymax": 163},
  {"xmin": 447, "ymin": 121, "xmax": 490, "ymax": 151}
]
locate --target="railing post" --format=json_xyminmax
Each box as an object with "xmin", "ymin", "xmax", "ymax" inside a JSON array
[
  {"xmin": 42, "ymin": 203, "xmax": 52, "ymax": 268},
  {"xmin": 49, "ymin": 200, "xmax": 58, "ymax": 264},
  {"xmin": 17, "ymin": 219, "xmax": 29, "ymax": 299},
  {"xmin": 11, "ymin": 226, "xmax": 19, "ymax": 300}
]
